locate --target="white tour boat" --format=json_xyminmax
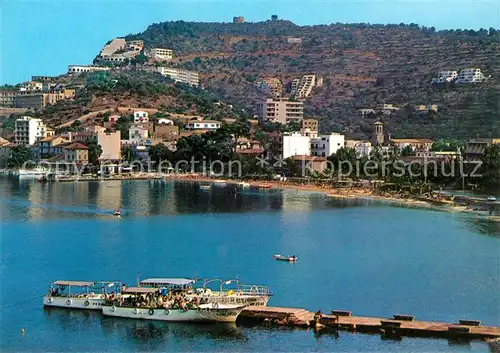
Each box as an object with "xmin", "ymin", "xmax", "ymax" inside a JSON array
[
  {"xmin": 102, "ymin": 287, "xmax": 244, "ymax": 322},
  {"xmin": 18, "ymin": 166, "xmax": 49, "ymax": 178},
  {"xmin": 43, "ymin": 280, "xmax": 122, "ymax": 310},
  {"xmin": 139, "ymin": 278, "xmax": 272, "ymax": 307}
]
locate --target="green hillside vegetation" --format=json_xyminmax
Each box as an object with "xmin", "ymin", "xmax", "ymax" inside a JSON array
[{"xmin": 125, "ymin": 21, "xmax": 500, "ymax": 139}]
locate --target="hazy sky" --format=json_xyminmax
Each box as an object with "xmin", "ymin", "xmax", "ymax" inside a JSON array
[{"xmin": 2, "ymin": 0, "xmax": 499, "ymax": 84}]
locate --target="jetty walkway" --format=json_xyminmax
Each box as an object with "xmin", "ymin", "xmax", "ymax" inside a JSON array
[{"xmin": 239, "ymin": 306, "xmax": 500, "ymax": 341}]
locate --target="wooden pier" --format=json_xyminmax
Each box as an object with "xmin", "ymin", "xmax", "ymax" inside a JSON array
[{"xmin": 239, "ymin": 306, "xmax": 500, "ymax": 341}]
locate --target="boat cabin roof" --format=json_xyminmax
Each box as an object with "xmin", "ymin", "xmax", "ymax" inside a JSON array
[
  {"xmin": 52, "ymin": 280, "xmax": 95, "ymax": 287},
  {"xmin": 123, "ymin": 287, "xmax": 158, "ymax": 294},
  {"xmin": 140, "ymin": 278, "xmax": 195, "ymax": 286}
]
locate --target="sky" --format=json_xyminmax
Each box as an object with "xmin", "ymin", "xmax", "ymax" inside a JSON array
[{"xmin": 1, "ymin": 0, "xmax": 499, "ymax": 84}]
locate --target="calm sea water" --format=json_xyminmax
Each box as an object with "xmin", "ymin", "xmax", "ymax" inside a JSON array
[{"xmin": 1, "ymin": 177, "xmax": 498, "ymax": 352}]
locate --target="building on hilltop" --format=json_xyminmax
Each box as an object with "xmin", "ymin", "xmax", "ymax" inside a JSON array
[
  {"xmin": 233, "ymin": 16, "xmax": 245, "ymax": 23},
  {"xmin": 68, "ymin": 65, "xmax": 110, "ymax": 74},
  {"xmin": 15, "ymin": 116, "xmax": 46, "ymax": 145},
  {"xmin": 258, "ymin": 98, "xmax": 304, "ymax": 124},
  {"xmin": 291, "ymin": 74, "xmax": 316, "ymax": 99},
  {"xmin": 100, "ymin": 38, "xmax": 126, "ymax": 57},
  {"xmin": 456, "ymin": 68, "xmax": 485, "ymax": 83},
  {"xmin": 0, "ymin": 90, "xmax": 16, "ymax": 107},
  {"xmin": 157, "ymin": 67, "xmax": 199, "ymax": 86},
  {"xmin": 149, "ymin": 48, "xmax": 173, "ymax": 61}
]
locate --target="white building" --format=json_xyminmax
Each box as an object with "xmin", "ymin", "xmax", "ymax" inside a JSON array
[
  {"xmin": 150, "ymin": 48, "xmax": 173, "ymax": 61},
  {"xmin": 68, "ymin": 65, "xmax": 110, "ymax": 74},
  {"xmin": 354, "ymin": 142, "xmax": 373, "ymax": 157},
  {"xmin": 15, "ymin": 116, "xmax": 46, "ymax": 145},
  {"xmin": 157, "ymin": 67, "xmax": 199, "ymax": 86},
  {"xmin": 134, "ymin": 111, "xmax": 149, "ymax": 123},
  {"xmin": 184, "ymin": 120, "xmax": 221, "ymax": 130},
  {"xmin": 311, "ymin": 133, "xmax": 345, "ymax": 158},
  {"xmin": 129, "ymin": 125, "xmax": 149, "ymax": 140},
  {"xmin": 456, "ymin": 68, "xmax": 485, "ymax": 83},
  {"xmin": 282, "ymin": 132, "xmax": 311, "ymax": 159},
  {"xmin": 258, "ymin": 98, "xmax": 304, "ymax": 124},
  {"xmin": 157, "ymin": 118, "xmax": 174, "ymax": 125}
]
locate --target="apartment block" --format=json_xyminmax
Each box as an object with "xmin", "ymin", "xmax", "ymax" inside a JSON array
[
  {"xmin": 150, "ymin": 48, "xmax": 173, "ymax": 61},
  {"xmin": 0, "ymin": 90, "xmax": 16, "ymax": 107},
  {"xmin": 68, "ymin": 65, "xmax": 111, "ymax": 74},
  {"xmin": 15, "ymin": 116, "xmax": 46, "ymax": 145},
  {"xmin": 282, "ymin": 132, "xmax": 311, "ymax": 159},
  {"xmin": 300, "ymin": 119, "xmax": 318, "ymax": 138},
  {"xmin": 456, "ymin": 68, "xmax": 485, "ymax": 83},
  {"xmin": 311, "ymin": 133, "xmax": 345, "ymax": 158},
  {"xmin": 258, "ymin": 98, "xmax": 304, "ymax": 124},
  {"xmin": 291, "ymin": 74, "xmax": 316, "ymax": 99},
  {"xmin": 97, "ymin": 131, "xmax": 121, "ymax": 162},
  {"xmin": 157, "ymin": 67, "xmax": 200, "ymax": 86}
]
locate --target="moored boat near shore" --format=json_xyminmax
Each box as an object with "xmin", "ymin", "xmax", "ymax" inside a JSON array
[
  {"xmin": 139, "ymin": 278, "xmax": 272, "ymax": 307},
  {"xmin": 43, "ymin": 280, "xmax": 122, "ymax": 310},
  {"xmin": 103, "ymin": 287, "xmax": 244, "ymax": 322}
]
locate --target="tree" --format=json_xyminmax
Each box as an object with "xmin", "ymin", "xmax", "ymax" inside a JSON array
[
  {"xmin": 401, "ymin": 145, "xmax": 414, "ymax": 156},
  {"xmin": 479, "ymin": 144, "xmax": 500, "ymax": 192},
  {"xmin": 85, "ymin": 138, "xmax": 103, "ymax": 165},
  {"xmin": 149, "ymin": 143, "xmax": 173, "ymax": 168},
  {"xmin": 7, "ymin": 145, "xmax": 33, "ymax": 168},
  {"xmin": 327, "ymin": 147, "xmax": 357, "ymax": 178},
  {"xmin": 121, "ymin": 146, "xmax": 136, "ymax": 163}
]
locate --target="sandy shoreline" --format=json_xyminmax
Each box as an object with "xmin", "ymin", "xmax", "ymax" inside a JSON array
[{"xmin": 10, "ymin": 172, "xmax": 497, "ymax": 220}]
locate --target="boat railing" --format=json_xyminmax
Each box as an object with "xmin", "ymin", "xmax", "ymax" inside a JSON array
[{"xmin": 235, "ymin": 284, "xmax": 271, "ymax": 296}]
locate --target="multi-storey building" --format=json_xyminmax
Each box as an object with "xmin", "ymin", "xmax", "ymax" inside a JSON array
[
  {"xmin": 0, "ymin": 90, "xmax": 16, "ymax": 107},
  {"xmin": 258, "ymin": 98, "xmax": 304, "ymax": 124},
  {"xmin": 310, "ymin": 133, "xmax": 345, "ymax": 158},
  {"xmin": 456, "ymin": 68, "xmax": 485, "ymax": 83},
  {"xmin": 67, "ymin": 65, "xmax": 111, "ymax": 74},
  {"xmin": 97, "ymin": 131, "xmax": 121, "ymax": 162},
  {"xmin": 15, "ymin": 116, "xmax": 46, "ymax": 145},
  {"xmin": 150, "ymin": 48, "xmax": 173, "ymax": 61},
  {"xmin": 260, "ymin": 78, "xmax": 283, "ymax": 98},
  {"xmin": 300, "ymin": 118, "xmax": 318, "ymax": 138},
  {"xmin": 157, "ymin": 67, "xmax": 199, "ymax": 86},
  {"xmin": 291, "ymin": 74, "xmax": 316, "ymax": 99},
  {"xmin": 282, "ymin": 132, "xmax": 311, "ymax": 159}
]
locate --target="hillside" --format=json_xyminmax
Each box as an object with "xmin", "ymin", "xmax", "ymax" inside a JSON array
[
  {"xmin": 11, "ymin": 71, "xmax": 247, "ymax": 132},
  {"xmin": 124, "ymin": 20, "xmax": 500, "ymax": 139}
]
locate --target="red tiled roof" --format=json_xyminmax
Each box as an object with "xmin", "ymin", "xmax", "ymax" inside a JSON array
[
  {"xmin": 63, "ymin": 142, "xmax": 89, "ymax": 150},
  {"xmin": 236, "ymin": 148, "xmax": 265, "ymax": 155}
]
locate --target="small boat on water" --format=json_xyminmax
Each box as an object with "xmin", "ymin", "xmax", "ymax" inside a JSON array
[
  {"xmin": 237, "ymin": 182, "xmax": 250, "ymax": 188},
  {"xmin": 258, "ymin": 184, "xmax": 272, "ymax": 189},
  {"xmin": 102, "ymin": 287, "xmax": 244, "ymax": 322},
  {"xmin": 18, "ymin": 166, "xmax": 49, "ymax": 178},
  {"xmin": 200, "ymin": 185, "xmax": 211, "ymax": 190},
  {"xmin": 273, "ymin": 254, "xmax": 298, "ymax": 262},
  {"xmin": 113, "ymin": 208, "xmax": 121, "ymax": 217},
  {"xmin": 43, "ymin": 280, "xmax": 122, "ymax": 310}
]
